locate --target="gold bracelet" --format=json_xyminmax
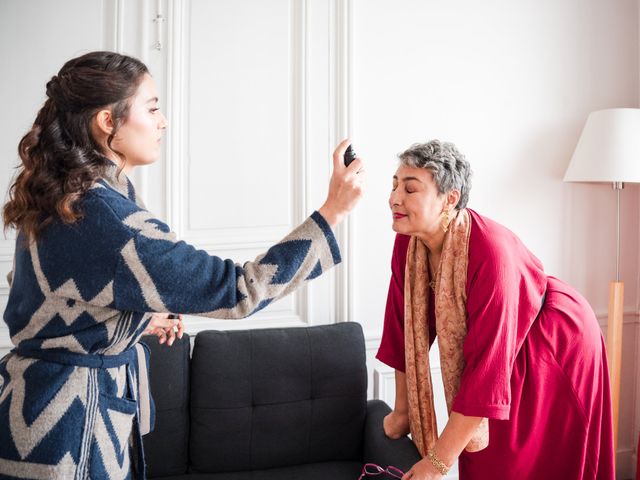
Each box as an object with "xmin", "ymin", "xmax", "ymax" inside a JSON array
[{"xmin": 427, "ymin": 449, "xmax": 449, "ymax": 476}]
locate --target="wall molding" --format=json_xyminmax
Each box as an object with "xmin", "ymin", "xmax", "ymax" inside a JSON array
[
  {"xmin": 330, "ymin": 0, "xmax": 354, "ymax": 324},
  {"xmin": 0, "ymin": 234, "xmax": 15, "ymax": 264},
  {"xmin": 291, "ymin": 0, "xmax": 309, "ymax": 228},
  {"xmin": 616, "ymin": 447, "xmax": 637, "ymax": 479},
  {"xmin": 373, "ymin": 367, "xmax": 395, "ymax": 404},
  {"xmin": 103, "ymin": 0, "xmax": 125, "ymax": 52},
  {"xmin": 129, "ymin": 0, "xmax": 154, "ymax": 203},
  {"xmin": 166, "ymin": 0, "xmax": 310, "ymax": 247},
  {"xmin": 165, "ymin": 0, "xmax": 186, "ymax": 236},
  {"xmin": 162, "ymin": 0, "xmax": 322, "ymax": 326},
  {"xmin": 596, "ymin": 309, "xmax": 640, "ymax": 326}
]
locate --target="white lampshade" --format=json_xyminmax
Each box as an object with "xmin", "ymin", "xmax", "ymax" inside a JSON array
[{"xmin": 564, "ymin": 108, "xmax": 640, "ymax": 184}]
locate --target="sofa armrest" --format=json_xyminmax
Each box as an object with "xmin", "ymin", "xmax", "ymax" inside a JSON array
[{"xmin": 363, "ymin": 400, "xmax": 421, "ymax": 472}]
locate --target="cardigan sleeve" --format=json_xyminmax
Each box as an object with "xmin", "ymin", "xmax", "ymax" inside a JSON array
[{"xmin": 112, "ymin": 210, "xmax": 341, "ymax": 318}]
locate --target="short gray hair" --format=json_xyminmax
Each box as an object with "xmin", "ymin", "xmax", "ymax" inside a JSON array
[{"xmin": 398, "ymin": 140, "xmax": 472, "ymax": 209}]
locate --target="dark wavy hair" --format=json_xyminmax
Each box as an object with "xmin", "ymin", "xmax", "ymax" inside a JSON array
[{"xmin": 3, "ymin": 51, "xmax": 149, "ymax": 241}]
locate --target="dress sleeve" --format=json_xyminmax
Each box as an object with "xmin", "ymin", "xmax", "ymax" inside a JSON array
[
  {"xmin": 450, "ymin": 235, "xmax": 519, "ymax": 420},
  {"xmin": 113, "ymin": 210, "xmax": 341, "ymax": 318},
  {"xmin": 376, "ymin": 234, "xmax": 410, "ymax": 372}
]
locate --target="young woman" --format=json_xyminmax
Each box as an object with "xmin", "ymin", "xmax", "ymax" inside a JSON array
[{"xmin": 0, "ymin": 51, "xmax": 364, "ymax": 479}]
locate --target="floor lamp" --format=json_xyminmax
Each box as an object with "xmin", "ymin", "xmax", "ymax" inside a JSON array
[{"xmin": 563, "ymin": 108, "xmax": 640, "ymax": 459}]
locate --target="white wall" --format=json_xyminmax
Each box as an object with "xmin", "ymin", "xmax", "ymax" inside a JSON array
[
  {"xmin": 0, "ymin": 1, "xmax": 639, "ymax": 478},
  {"xmin": 0, "ymin": 0, "xmax": 108, "ymax": 354}
]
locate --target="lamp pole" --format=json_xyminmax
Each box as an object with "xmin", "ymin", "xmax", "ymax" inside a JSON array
[
  {"xmin": 609, "ymin": 181, "xmax": 624, "ymax": 456},
  {"xmin": 614, "ymin": 182, "xmax": 623, "ymax": 281}
]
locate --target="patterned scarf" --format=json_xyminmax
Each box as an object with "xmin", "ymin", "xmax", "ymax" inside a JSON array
[{"xmin": 404, "ymin": 208, "xmax": 489, "ymax": 456}]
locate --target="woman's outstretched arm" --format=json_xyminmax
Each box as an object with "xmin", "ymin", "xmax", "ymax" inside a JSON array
[{"xmin": 111, "ymin": 140, "xmax": 364, "ymax": 318}]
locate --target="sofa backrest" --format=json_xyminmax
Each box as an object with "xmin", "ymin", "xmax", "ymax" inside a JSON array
[
  {"xmin": 188, "ymin": 322, "xmax": 368, "ymax": 474},
  {"xmin": 142, "ymin": 333, "xmax": 191, "ymax": 478}
]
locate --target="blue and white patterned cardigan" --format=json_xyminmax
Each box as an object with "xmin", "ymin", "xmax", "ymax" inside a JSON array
[{"xmin": 0, "ymin": 165, "xmax": 341, "ymax": 479}]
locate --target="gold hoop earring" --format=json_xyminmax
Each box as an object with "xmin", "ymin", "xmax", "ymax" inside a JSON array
[{"xmin": 441, "ymin": 209, "xmax": 451, "ymax": 233}]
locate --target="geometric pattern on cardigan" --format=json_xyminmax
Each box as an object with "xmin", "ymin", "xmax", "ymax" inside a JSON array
[{"xmin": 0, "ymin": 163, "xmax": 341, "ymax": 479}]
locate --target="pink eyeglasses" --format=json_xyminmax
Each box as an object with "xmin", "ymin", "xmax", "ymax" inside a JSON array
[{"xmin": 358, "ymin": 463, "xmax": 405, "ymax": 479}]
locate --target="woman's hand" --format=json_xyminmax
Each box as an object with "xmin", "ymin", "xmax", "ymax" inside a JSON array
[
  {"xmin": 318, "ymin": 138, "xmax": 365, "ymax": 227},
  {"xmin": 383, "ymin": 409, "xmax": 410, "ymax": 439},
  {"xmin": 144, "ymin": 313, "xmax": 184, "ymax": 346},
  {"xmin": 401, "ymin": 457, "xmax": 444, "ymax": 480}
]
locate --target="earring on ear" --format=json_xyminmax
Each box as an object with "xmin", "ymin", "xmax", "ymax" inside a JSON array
[{"xmin": 441, "ymin": 209, "xmax": 451, "ymax": 233}]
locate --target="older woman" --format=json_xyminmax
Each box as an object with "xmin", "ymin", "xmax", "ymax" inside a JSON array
[{"xmin": 376, "ymin": 140, "xmax": 614, "ymax": 479}]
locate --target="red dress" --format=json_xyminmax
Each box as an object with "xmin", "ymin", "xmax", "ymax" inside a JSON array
[{"xmin": 377, "ymin": 209, "xmax": 614, "ymax": 479}]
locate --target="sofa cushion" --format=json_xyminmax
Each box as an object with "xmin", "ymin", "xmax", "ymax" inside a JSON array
[
  {"xmin": 142, "ymin": 333, "xmax": 191, "ymax": 478},
  {"xmin": 189, "ymin": 323, "xmax": 367, "ymax": 473}
]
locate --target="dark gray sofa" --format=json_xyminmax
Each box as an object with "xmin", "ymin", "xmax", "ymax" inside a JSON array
[{"xmin": 142, "ymin": 322, "xmax": 420, "ymax": 479}]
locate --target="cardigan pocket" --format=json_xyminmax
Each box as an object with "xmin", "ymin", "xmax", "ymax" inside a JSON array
[{"xmin": 98, "ymin": 392, "xmax": 137, "ymax": 460}]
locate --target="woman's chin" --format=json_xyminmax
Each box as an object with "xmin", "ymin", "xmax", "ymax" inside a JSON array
[
  {"xmin": 391, "ymin": 222, "xmax": 406, "ymax": 234},
  {"xmin": 137, "ymin": 155, "xmax": 160, "ymax": 167}
]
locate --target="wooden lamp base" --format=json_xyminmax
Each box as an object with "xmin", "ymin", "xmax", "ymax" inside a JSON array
[{"xmin": 607, "ymin": 281, "xmax": 624, "ymax": 458}]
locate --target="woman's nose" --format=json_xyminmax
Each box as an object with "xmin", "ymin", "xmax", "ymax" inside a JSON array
[
  {"xmin": 159, "ymin": 111, "xmax": 168, "ymax": 130},
  {"xmin": 389, "ymin": 190, "xmax": 400, "ymax": 207}
]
